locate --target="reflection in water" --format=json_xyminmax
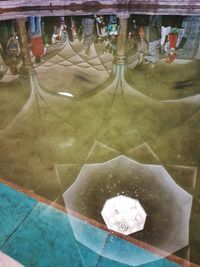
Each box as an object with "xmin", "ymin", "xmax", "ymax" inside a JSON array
[
  {"xmin": 0, "ymin": 13, "xmax": 200, "ymax": 265},
  {"xmin": 101, "ymin": 195, "xmax": 147, "ymax": 235},
  {"xmin": 63, "ymin": 155, "xmax": 193, "ymax": 261},
  {"xmin": 57, "ymin": 92, "xmax": 74, "ymax": 97}
]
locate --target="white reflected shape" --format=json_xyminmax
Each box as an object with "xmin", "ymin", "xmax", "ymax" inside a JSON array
[
  {"xmin": 101, "ymin": 195, "xmax": 147, "ymax": 235},
  {"xmin": 67, "ymin": 215, "xmax": 108, "ymax": 258},
  {"xmin": 57, "ymin": 92, "xmax": 74, "ymax": 97},
  {"xmin": 63, "ymin": 155, "xmax": 193, "ymax": 265}
]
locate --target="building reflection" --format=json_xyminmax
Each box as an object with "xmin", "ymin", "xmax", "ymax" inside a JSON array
[{"xmin": 1, "ymin": 14, "xmax": 200, "ymax": 86}]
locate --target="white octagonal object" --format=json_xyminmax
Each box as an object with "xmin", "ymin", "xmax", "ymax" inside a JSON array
[{"xmin": 101, "ymin": 195, "xmax": 147, "ymax": 235}]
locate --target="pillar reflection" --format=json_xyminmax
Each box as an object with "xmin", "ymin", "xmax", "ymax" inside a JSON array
[{"xmin": 15, "ymin": 18, "xmax": 34, "ymax": 74}]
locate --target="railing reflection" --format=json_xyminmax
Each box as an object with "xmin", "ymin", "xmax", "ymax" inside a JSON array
[{"xmin": 1, "ymin": 14, "xmax": 200, "ymax": 82}]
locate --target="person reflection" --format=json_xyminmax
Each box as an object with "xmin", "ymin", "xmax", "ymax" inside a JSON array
[
  {"xmin": 28, "ymin": 16, "xmax": 45, "ymax": 64},
  {"xmin": 144, "ymin": 15, "xmax": 162, "ymax": 64},
  {"xmin": 95, "ymin": 15, "xmax": 108, "ymax": 40},
  {"xmin": 106, "ymin": 15, "xmax": 119, "ymax": 55},
  {"xmin": 65, "ymin": 16, "xmax": 83, "ymax": 43},
  {"xmin": 161, "ymin": 16, "xmax": 186, "ymax": 63},
  {"xmin": 51, "ymin": 16, "xmax": 67, "ymax": 44},
  {"xmin": 82, "ymin": 16, "xmax": 95, "ymax": 56},
  {"xmin": 0, "ymin": 20, "xmax": 21, "ymax": 76},
  {"xmin": 180, "ymin": 16, "xmax": 200, "ymax": 60},
  {"xmin": 107, "ymin": 15, "xmax": 119, "ymax": 36},
  {"xmin": 136, "ymin": 26, "xmax": 148, "ymax": 65}
]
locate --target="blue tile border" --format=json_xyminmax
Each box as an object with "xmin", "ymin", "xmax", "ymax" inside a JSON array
[
  {"xmin": 68, "ymin": 214, "xmax": 109, "ymax": 267},
  {"xmin": 2, "ymin": 202, "xmax": 83, "ymax": 267},
  {"xmin": 0, "ymin": 183, "xmax": 37, "ymax": 247},
  {"xmin": 0, "ymin": 181, "xmax": 192, "ymax": 267}
]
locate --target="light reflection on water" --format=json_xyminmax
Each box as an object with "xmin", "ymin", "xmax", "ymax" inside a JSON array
[
  {"xmin": 63, "ymin": 155, "xmax": 193, "ymax": 257},
  {"xmin": 0, "ymin": 13, "xmax": 200, "ymax": 264}
]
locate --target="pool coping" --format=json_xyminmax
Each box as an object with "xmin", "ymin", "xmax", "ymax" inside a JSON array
[
  {"xmin": 0, "ymin": 177, "xmax": 199, "ymax": 267},
  {"xmin": 0, "ymin": 2, "xmax": 200, "ymax": 20}
]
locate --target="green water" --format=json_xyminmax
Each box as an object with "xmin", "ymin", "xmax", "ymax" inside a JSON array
[{"xmin": 0, "ymin": 14, "xmax": 200, "ymax": 264}]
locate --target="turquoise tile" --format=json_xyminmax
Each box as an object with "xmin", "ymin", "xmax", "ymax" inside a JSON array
[
  {"xmin": 77, "ymin": 242, "xmax": 101, "ymax": 267},
  {"xmin": 68, "ymin": 215, "xmax": 108, "ymax": 267},
  {"xmin": 2, "ymin": 203, "xmax": 83, "ymax": 267},
  {"xmin": 97, "ymin": 234, "xmax": 181, "ymax": 267},
  {"xmin": 0, "ymin": 183, "xmax": 37, "ymax": 247},
  {"xmin": 97, "ymin": 257, "xmax": 131, "ymax": 267},
  {"xmin": 0, "ymin": 183, "xmax": 182, "ymax": 267}
]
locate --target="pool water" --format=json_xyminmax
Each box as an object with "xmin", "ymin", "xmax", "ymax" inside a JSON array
[{"xmin": 0, "ymin": 13, "xmax": 200, "ymax": 265}]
